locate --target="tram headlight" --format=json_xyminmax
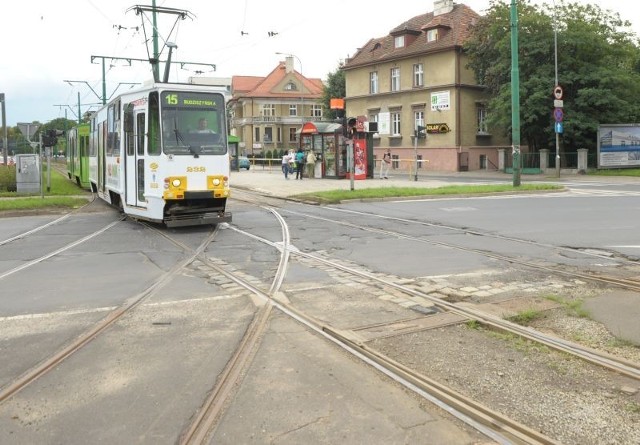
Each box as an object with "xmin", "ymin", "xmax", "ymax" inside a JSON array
[
  {"xmin": 212, "ymin": 178, "xmax": 221, "ymax": 186},
  {"xmin": 172, "ymin": 178, "xmax": 182, "ymax": 188}
]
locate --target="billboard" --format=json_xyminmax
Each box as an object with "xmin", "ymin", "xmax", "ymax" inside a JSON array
[{"xmin": 598, "ymin": 124, "xmax": 640, "ymax": 168}]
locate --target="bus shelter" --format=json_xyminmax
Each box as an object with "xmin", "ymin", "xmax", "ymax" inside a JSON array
[
  {"xmin": 299, "ymin": 122, "xmax": 346, "ymax": 179},
  {"xmin": 299, "ymin": 122, "xmax": 374, "ymax": 179}
]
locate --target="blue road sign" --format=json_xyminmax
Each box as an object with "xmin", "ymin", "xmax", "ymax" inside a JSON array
[
  {"xmin": 553, "ymin": 107, "xmax": 564, "ymax": 122},
  {"xmin": 555, "ymin": 122, "xmax": 563, "ymax": 134}
]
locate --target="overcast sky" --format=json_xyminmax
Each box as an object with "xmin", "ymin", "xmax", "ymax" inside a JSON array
[{"xmin": 1, "ymin": 0, "xmax": 637, "ymax": 127}]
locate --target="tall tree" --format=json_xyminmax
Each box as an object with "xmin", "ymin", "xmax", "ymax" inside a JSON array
[
  {"xmin": 465, "ymin": 0, "xmax": 640, "ymax": 153},
  {"xmin": 321, "ymin": 65, "xmax": 345, "ymax": 120}
]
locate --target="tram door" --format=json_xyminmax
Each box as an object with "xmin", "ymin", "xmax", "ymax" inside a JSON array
[{"xmin": 125, "ymin": 112, "xmax": 146, "ymax": 207}]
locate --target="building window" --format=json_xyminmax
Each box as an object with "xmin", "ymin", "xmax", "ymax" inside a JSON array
[
  {"xmin": 311, "ymin": 104, "xmax": 322, "ymax": 118},
  {"xmin": 289, "ymin": 127, "xmax": 297, "ymax": 142},
  {"xmin": 391, "ymin": 67, "xmax": 400, "ymax": 92},
  {"xmin": 255, "ymin": 127, "xmax": 260, "ymax": 142},
  {"xmin": 289, "ymin": 104, "xmax": 298, "ymax": 116},
  {"xmin": 262, "ymin": 104, "xmax": 275, "ymax": 116},
  {"xmin": 394, "ymin": 35, "xmax": 405, "ymax": 48},
  {"xmin": 391, "ymin": 112, "xmax": 401, "ymax": 135},
  {"xmin": 413, "ymin": 63, "xmax": 424, "ymax": 87},
  {"xmin": 277, "ymin": 127, "xmax": 282, "ymax": 143},
  {"xmin": 477, "ymin": 104, "xmax": 488, "ymax": 134},
  {"xmin": 264, "ymin": 127, "xmax": 273, "ymax": 143},
  {"xmin": 414, "ymin": 110, "xmax": 425, "ymax": 133},
  {"xmin": 285, "ymin": 82, "xmax": 297, "ymax": 91},
  {"xmin": 427, "ymin": 29, "xmax": 438, "ymax": 42},
  {"xmin": 370, "ymin": 71, "xmax": 378, "ymax": 94}
]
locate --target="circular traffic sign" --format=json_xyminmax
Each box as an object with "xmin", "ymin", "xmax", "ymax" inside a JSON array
[
  {"xmin": 553, "ymin": 85, "xmax": 563, "ymax": 100},
  {"xmin": 553, "ymin": 107, "xmax": 564, "ymax": 122}
]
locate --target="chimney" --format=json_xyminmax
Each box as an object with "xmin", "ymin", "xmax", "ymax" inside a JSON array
[
  {"xmin": 284, "ymin": 56, "xmax": 295, "ymax": 74},
  {"xmin": 434, "ymin": 0, "xmax": 454, "ymax": 16}
]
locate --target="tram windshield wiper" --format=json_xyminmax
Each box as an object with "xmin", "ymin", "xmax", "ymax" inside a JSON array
[{"xmin": 172, "ymin": 122, "xmax": 200, "ymax": 158}]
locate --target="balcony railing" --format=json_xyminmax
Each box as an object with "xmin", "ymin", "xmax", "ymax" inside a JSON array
[{"xmin": 232, "ymin": 116, "xmax": 328, "ymax": 126}]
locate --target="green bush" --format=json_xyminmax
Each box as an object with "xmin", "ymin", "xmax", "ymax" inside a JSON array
[{"xmin": 0, "ymin": 165, "xmax": 17, "ymax": 192}]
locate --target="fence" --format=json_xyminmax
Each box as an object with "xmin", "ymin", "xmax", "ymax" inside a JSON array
[{"xmin": 504, "ymin": 151, "xmax": 597, "ymax": 172}]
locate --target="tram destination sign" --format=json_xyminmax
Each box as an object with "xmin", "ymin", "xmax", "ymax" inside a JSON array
[{"xmin": 163, "ymin": 91, "xmax": 221, "ymax": 109}]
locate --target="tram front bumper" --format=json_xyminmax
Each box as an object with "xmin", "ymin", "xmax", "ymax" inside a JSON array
[{"xmin": 165, "ymin": 211, "xmax": 232, "ymax": 228}]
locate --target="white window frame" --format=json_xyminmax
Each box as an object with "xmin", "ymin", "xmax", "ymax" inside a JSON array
[
  {"xmin": 370, "ymin": 71, "xmax": 379, "ymax": 94},
  {"xmin": 413, "ymin": 63, "xmax": 424, "ymax": 87},
  {"xmin": 427, "ymin": 29, "xmax": 438, "ymax": 42},
  {"xmin": 477, "ymin": 104, "xmax": 488, "ymax": 134},
  {"xmin": 414, "ymin": 111, "xmax": 425, "ymax": 133},
  {"xmin": 391, "ymin": 112, "xmax": 401, "ymax": 136},
  {"xmin": 391, "ymin": 68, "xmax": 400, "ymax": 92},
  {"xmin": 311, "ymin": 104, "xmax": 322, "ymax": 118},
  {"xmin": 289, "ymin": 104, "xmax": 298, "ymax": 116},
  {"xmin": 262, "ymin": 104, "xmax": 275, "ymax": 116},
  {"xmin": 394, "ymin": 35, "xmax": 405, "ymax": 48}
]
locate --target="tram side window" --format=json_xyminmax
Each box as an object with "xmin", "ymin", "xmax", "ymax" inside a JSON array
[
  {"xmin": 124, "ymin": 104, "xmax": 135, "ymax": 156},
  {"xmin": 136, "ymin": 114, "xmax": 145, "ymax": 156},
  {"xmin": 106, "ymin": 103, "xmax": 120, "ymax": 157},
  {"xmin": 90, "ymin": 120, "xmax": 97, "ymax": 157},
  {"xmin": 147, "ymin": 92, "xmax": 161, "ymax": 156}
]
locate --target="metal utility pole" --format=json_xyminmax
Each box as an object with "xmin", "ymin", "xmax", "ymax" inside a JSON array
[
  {"xmin": 0, "ymin": 93, "xmax": 7, "ymax": 166},
  {"xmin": 128, "ymin": 4, "xmax": 202, "ymax": 83},
  {"xmin": 152, "ymin": 0, "xmax": 160, "ymax": 82},
  {"xmin": 553, "ymin": 0, "xmax": 561, "ymax": 178},
  {"xmin": 510, "ymin": 0, "xmax": 521, "ymax": 187}
]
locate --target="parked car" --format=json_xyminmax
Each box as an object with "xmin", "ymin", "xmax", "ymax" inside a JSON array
[{"xmin": 232, "ymin": 156, "xmax": 250, "ymax": 170}]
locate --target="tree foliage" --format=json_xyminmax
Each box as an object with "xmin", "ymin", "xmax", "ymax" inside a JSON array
[
  {"xmin": 465, "ymin": 0, "xmax": 640, "ymax": 152},
  {"xmin": 321, "ymin": 65, "xmax": 346, "ymax": 120}
]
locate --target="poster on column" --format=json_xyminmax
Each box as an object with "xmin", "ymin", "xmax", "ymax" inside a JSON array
[{"xmin": 351, "ymin": 138, "xmax": 367, "ymax": 180}]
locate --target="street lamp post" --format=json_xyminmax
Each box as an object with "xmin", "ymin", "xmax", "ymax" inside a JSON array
[
  {"xmin": 553, "ymin": 0, "xmax": 561, "ymax": 178},
  {"xmin": 510, "ymin": 0, "xmax": 521, "ymax": 187},
  {"xmin": 0, "ymin": 93, "xmax": 7, "ymax": 166}
]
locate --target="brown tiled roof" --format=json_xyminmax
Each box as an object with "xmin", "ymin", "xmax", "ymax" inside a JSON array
[
  {"xmin": 343, "ymin": 3, "xmax": 480, "ymax": 70},
  {"xmin": 231, "ymin": 62, "xmax": 323, "ymax": 99}
]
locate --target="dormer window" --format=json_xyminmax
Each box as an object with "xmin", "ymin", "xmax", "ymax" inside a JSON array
[
  {"xmin": 394, "ymin": 35, "xmax": 405, "ymax": 48},
  {"xmin": 284, "ymin": 82, "xmax": 298, "ymax": 91},
  {"xmin": 427, "ymin": 29, "xmax": 438, "ymax": 42}
]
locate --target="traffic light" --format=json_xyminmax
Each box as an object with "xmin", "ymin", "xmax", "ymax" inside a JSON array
[
  {"xmin": 43, "ymin": 129, "xmax": 64, "ymax": 147},
  {"xmin": 346, "ymin": 117, "xmax": 357, "ymax": 138},
  {"xmin": 415, "ymin": 125, "xmax": 426, "ymax": 139}
]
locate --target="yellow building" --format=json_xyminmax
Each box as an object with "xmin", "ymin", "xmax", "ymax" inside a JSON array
[
  {"xmin": 228, "ymin": 57, "xmax": 325, "ymax": 157},
  {"xmin": 342, "ymin": 0, "xmax": 509, "ymax": 172}
]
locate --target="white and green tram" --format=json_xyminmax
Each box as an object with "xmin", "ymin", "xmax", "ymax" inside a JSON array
[{"xmin": 88, "ymin": 83, "xmax": 232, "ymax": 227}]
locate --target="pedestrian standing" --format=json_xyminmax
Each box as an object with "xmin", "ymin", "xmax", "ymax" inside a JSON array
[
  {"xmin": 282, "ymin": 152, "xmax": 291, "ymax": 179},
  {"xmin": 295, "ymin": 148, "xmax": 305, "ymax": 179},
  {"xmin": 306, "ymin": 150, "xmax": 317, "ymax": 179},
  {"xmin": 380, "ymin": 149, "xmax": 391, "ymax": 179}
]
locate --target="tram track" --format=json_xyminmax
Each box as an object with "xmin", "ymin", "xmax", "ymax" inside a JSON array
[
  {"xmin": 0, "ymin": 225, "xmax": 220, "ymax": 405},
  {"xmin": 170, "ymin": 219, "xmax": 558, "ymax": 444},
  {"xmin": 2, "ymin": 191, "xmax": 636, "ymax": 443},
  {"xmin": 230, "ymin": 192, "xmax": 640, "ymax": 375},
  {"xmin": 227, "ymin": 219, "xmax": 640, "ymax": 381}
]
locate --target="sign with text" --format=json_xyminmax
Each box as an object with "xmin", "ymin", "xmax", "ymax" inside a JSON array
[
  {"xmin": 598, "ymin": 124, "xmax": 640, "ymax": 168},
  {"xmin": 426, "ymin": 123, "xmax": 451, "ymax": 134},
  {"xmin": 430, "ymin": 91, "xmax": 450, "ymax": 111},
  {"xmin": 377, "ymin": 112, "xmax": 390, "ymax": 135}
]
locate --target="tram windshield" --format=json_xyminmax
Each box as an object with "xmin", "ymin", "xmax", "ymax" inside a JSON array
[{"xmin": 160, "ymin": 91, "xmax": 227, "ymax": 157}]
